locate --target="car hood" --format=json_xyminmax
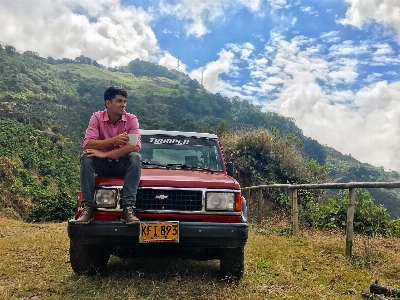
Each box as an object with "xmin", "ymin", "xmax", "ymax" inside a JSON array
[{"xmin": 139, "ymin": 168, "xmax": 240, "ymax": 189}]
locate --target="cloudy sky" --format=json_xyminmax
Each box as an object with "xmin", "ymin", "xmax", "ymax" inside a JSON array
[{"xmin": 1, "ymin": 0, "xmax": 400, "ymax": 171}]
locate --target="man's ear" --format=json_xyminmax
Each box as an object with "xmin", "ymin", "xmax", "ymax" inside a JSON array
[{"xmin": 105, "ymin": 100, "xmax": 110, "ymax": 107}]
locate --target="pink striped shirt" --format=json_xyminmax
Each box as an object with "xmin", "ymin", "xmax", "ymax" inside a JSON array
[{"xmin": 83, "ymin": 109, "xmax": 141, "ymax": 156}]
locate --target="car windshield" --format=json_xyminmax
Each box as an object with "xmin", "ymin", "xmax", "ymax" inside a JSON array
[{"xmin": 140, "ymin": 135, "xmax": 224, "ymax": 171}]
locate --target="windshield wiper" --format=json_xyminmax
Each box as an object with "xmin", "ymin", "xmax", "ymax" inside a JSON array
[
  {"xmin": 142, "ymin": 161, "xmax": 215, "ymax": 172},
  {"xmin": 141, "ymin": 162, "xmax": 188, "ymax": 170},
  {"xmin": 167, "ymin": 164, "xmax": 215, "ymax": 173},
  {"xmin": 165, "ymin": 163, "xmax": 188, "ymax": 168},
  {"xmin": 141, "ymin": 161, "xmax": 168, "ymax": 168}
]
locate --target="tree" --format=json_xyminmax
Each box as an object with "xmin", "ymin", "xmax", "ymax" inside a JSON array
[{"xmin": 5, "ymin": 45, "xmax": 16, "ymax": 54}]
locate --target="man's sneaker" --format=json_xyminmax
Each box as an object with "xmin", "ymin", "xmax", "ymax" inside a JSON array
[
  {"xmin": 75, "ymin": 205, "xmax": 94, "ymax": 224},
  {"xmin": 121, "ymin": 206, "xmax": 140, "ymax": 224}
]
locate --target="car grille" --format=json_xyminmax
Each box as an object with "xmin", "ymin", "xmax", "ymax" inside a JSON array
[{"xmin": 136, "ymin": 189, "xmax": 203, "ymax": 211}]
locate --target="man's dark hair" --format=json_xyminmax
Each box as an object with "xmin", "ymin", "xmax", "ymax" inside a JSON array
[{"xmin": 104, "ymin": 86, "xmax": 128, "ymax": 102}]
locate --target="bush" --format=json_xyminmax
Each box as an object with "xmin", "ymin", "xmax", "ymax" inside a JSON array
[
  {"xmin": 389, "ymin": 218, "xmax": 400, "ymax": 237},
  {"xmin": 306, "ymin": 189, "xmax": 392, "ymax": 237},
  {"xmin": 220, "ymin": 129, "xmax": 327, "ymax": 213},
  {"xmin": 28, "ymin": 192, "xmax": 75, "ymax": 222},
  {"xmin": 3, "ymin": 207, "xmax": 23, "ymax": 221},
  {"xmin": 306, "ymin": 197, "xmax": 346, "ymax": 231}
]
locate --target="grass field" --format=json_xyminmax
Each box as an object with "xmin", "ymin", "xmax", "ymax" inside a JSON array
[
  {"xmin": 1, "ymin": 217, "xmax": 400, "ymax": 300},
  {"xmin": 51, "ymin": 64, "xmax": 179, "ymax": 98}
]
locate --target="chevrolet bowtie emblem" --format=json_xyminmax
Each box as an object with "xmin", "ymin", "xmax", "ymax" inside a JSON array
[{"xmin": 155, "ymin": 195, "xmax": 168, "ymax": 200}]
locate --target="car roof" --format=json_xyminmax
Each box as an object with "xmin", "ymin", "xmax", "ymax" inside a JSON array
[{"xmin": 140, "ymin": 129, "xmax": 218, "ymax": 139}]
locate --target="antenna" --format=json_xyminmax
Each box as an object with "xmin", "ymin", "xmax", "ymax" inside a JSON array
[{"xmin": 177, "ymin": 57, "xmax": 180, "ymax": 71}]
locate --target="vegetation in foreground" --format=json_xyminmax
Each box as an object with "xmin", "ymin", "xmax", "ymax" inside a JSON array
[{"xmin": 1, "ymin": 217, "xmax": 400, "ymax": 300}]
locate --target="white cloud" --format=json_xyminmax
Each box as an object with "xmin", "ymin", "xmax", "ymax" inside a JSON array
[
  {"xmin": 371, "ymin": 55, "xmax": 400, "ymax": 66},
  {"xmin": 374, "ymin": 43, "xmax": 394, "ymax": 56},
  {"xmin": 246, "ymin": 32, "xmax": 329, "ymax": 98},
  {"xmin": 158, "ymin": 53, "xmax": 187, "ymax": 72},
  {"xmin": 240, "ymin": 0, "xmax": 261, "ymax": 11},
  {"xmin": 267, "ymin": 0, "xmax": 289, "ymax": 10},
  {"xmin": 200, "ymin": 30, "xmax": 400, "ymax": 172},
  {"xmin": 159, "ymin": 0, "xmax": 286, "ymax": 38},
  {"xmin": 326, "ymin": 90, "xmax": 355, "ymax": 104},
  {"xmin": 240, "ymin": 33, "xmax": 400, "ymax": 171},
  {"xmin": 242, "ymin": 84, "xmax": 263, "ymax": 94},
  {"xmin": 0, "ymin": 0, "xmax": 167, "ymax": 67},
  {"xmin": 365, "ymin": 73, "xmax": 383, "ymax": 83},
  {"xmin": 320, "ymin": 31, "xmax": 341, "ymax": 43},
  {"xmin": 300, "ymin": 6, "xmax": 319, "ymax": 16},
  {"xmin": 341, "ymin": 0, "xmax": 400, "ymax": 44},
  {"xmin": 327, "ymin": 58, "xmax": 358, "ymax": 85},
  {"xmin": 227, "ymin": 42, "xmax": 255, "ymax": 61},
  {"xmin": 159, "ymin": 0, "xmax": 258, "ymax": 37},
  {"xmin": 328, "ymin": 40, "xmax": 369, "ymax": 57},
  {"xmin": 268, "ymin": 78, "xmax": 400, "ymax": 170},
  {"xmin": 370, "ymin": 43, "xmax": 400, "ymax": 65},
  {"xmin": 189, "ymin": 49, "xmax": 245, "ymax": 98}
]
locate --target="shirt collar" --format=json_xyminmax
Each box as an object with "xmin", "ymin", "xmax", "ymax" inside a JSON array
[{"xmin": 100, "ymin": 109, "xmax": 127, "ymax": 122}]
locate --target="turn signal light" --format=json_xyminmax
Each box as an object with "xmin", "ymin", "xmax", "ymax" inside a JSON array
[{"xmin": 235, "ymin": 193, "xmax": 242, "ymax": 211}]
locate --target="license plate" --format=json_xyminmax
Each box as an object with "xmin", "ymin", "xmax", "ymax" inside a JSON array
[{"xmin": 139, "ymin": 221, "xmax": 179, "ymax": 243}]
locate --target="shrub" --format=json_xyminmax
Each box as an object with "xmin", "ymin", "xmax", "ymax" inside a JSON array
[
  {"xmin": 389, "ymin": 218, "xmax": 400, "ymax": 237},
  {"xmin": 220, "ymin": 129, "xmax": 327, "ymax": 213},
  {"xmin": 28, "ymin": 192, "xmax": 75, "ymax": 222},
  {"xmin": 306, "ymin": 189, "xmax": 392, "ymax": 237},
  {"xmin": 3, "ymin": 207, "xmax": 23, "ymax": 221}
]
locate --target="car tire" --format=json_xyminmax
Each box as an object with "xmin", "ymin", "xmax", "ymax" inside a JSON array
[
  {"xmin": 219, "ymin": 247, "xmax": 244, "ymax": 281},
  {"xmin": 69, "ymin": 240, "xmax": 110, "ymax": 275}
]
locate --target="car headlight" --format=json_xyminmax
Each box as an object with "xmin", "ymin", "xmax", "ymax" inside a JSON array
[
  {"xmin": 206, "ymin": 192, "xmax": 235, "ymax": 211},
  {"xmin": 94, "ymin": 188, "xmax": 118, "ymax": 208}
]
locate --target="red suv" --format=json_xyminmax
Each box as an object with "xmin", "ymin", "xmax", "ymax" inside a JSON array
[{"xmin": 68, "ymin": 130, "xmax": 248, "ymax": 280}]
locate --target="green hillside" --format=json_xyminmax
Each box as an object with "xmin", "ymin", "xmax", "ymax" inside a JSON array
[
  {"xmin": 1, "ymin": 44, "xmax": 400, "ymax": 219},
  {"xmin": 0, "ymin": 45, "xmax": 317, "ymax": 160},
  {"xmin": 325, "ymin": 146, "xmax": 400, "ymax": 217},
  {"xmin": 0, "ymin": 119, "xmax": 77, "ymax": 221}
]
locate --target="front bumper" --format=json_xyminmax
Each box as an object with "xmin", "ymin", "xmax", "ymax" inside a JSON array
[{"xmin": 68, "ymin": 220, "xmax": 248, "ymax": 249}]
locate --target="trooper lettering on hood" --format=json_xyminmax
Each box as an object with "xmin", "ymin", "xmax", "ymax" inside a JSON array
[{"xmin": 149, "ymin": 138, "xmax": 190, "ymax": 145}]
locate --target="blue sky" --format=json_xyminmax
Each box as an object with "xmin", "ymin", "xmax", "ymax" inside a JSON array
[{"xmin": 1, "ymin": 0, "xmax": 400, "ymax": 171}]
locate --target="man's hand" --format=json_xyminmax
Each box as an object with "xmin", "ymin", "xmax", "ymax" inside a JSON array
[
  {"xmin": 84, "ymin": 149, "xmax": 107, "ymax": 158},
  {"xmin": 84, "ymin": 132, "xmax": 138, "ymax": 158},
  {"xmin": 113, "ymin": 132, "xmax": 129, "ymax": 145}
]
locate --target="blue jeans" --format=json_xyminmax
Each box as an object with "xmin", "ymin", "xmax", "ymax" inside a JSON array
[{"xmin": 80, "ymin": 152, "xmax": 141, "ymax": 208}]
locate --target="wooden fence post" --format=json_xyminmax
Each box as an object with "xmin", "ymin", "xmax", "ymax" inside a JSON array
[
  {"xmin": 257, "ymin": 188, "xmax": 263, "ymax": 224},
  {"xmin": 346, "ymin": 188, "xmax": 356, "ymax": 258},
  {"xmin": 291, "ymin": 189, "xmax": 299, "ymax": 235}
]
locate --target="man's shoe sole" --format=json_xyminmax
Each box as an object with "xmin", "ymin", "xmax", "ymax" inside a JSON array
[
  {"xmin": 121, "ymin": 218, "xmax": 140, "ymax": 225},
  {"xmin": 75, "ymin": 218, "xmax": 94, "ymax": 225}
]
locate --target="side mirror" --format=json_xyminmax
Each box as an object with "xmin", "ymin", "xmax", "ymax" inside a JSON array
[{"xmin": 226, "ymin": 162, "xmax": 234, "ymax": 177}]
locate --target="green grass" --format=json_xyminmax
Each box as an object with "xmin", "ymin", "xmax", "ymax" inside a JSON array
[
  {"xmin": 1, "ymin": 217, "xmax": 400, "ymax": 299},
  {"xmin": 51, "ymin": 64, "xmax": 136, "ymax": 85},
  {"xmin": 51, "ymin": 64, "xmax": 179, "ymax": 98}
]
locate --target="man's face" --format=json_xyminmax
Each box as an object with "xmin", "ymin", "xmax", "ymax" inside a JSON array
[{"xmin": 106, "ymin": 94, "xmax": 126, "ymax": 116}]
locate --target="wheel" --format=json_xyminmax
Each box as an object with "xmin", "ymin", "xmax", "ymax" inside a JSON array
[
  {"xmin": 69, "ymin": 240, "xmax": 110, "ymax": 275},
  {"xmin": 219, "ymin": 247, "xmax": 244, "ymax": 281}
]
